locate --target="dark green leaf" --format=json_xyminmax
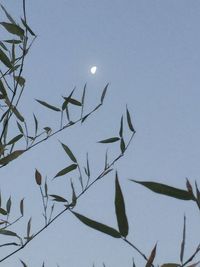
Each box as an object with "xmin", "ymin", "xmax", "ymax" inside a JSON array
[
  {"xmin": 0, "ymin": 22, "xmax": 24, "ymax": 37},
  {"xmin": 50, "ymin": 194, "xmax": 68, "ymax": 202},
  {"xmin": 0, "ymin": 79, "xmax": 7, "ymax": 97},
  {"xmin": 146, "ymin": 244, "xmax": 157, "ymax": 267},
  {"xmin": 131, "ymin": 180, "xmax": 195, "ymax": 201},
  {"xmin": 5, "ymin": 97, "xmax": 24, "ymax": 121},
  {"xmin": 115, "ymin": 172, "xmax": 129, "ymax": 237},
  {"xmin": 14, "ymin": 76, "xmax": 25, "ymax": 87},
  {"xmin": 33, "ymin": 114, "xmax": 38, "ymax": 135},
  {"xmin": 160, "ymin": 264, "xmax": 180, "ymax": 267},
  {"xmin": 0, "ymin": 229, "xmax": 17, "ymax": 236},
  {"xmin": 71, "ymin": 181, "xmax": 77, "ymax": 207},
  {"xmin": 0, "ymin": 48, "xmax": 12, "ymax": 68},
  {"xmin": 98, "ymin": 137, "xmax": 120, "ymax": 144},
  {"xmin": 35, "ymin": 169, "xmax": 42, "ymax": 186},
  {"xmin": 54, "ymin": 164, "xmax": 77, "ymax": 178},
  {"xmin": 20, "ymin": 260, "xmax": 28, "ymax": 267},
  {"xmin": 126, "ymin": 107, "xmax": 135, "ymax": 132},
  {"xmin": 62, "ymin": 88, "xmax": 75, "ymax": 110},
  {"xmin": 20, "ymin": 198, "xmax": 24, "ymax": 216},
  {"xmin": 60, "ymin": 142, "xmax": 77, "ymax": 163},
  {"xmin": 101, "ymin": 83, "xmax": 109, "ymax": 104},
  {"xmin": 72, "ymin": 211, "xmax": 121, "ymax": 238},
  {"xmin": 0, "ymin": 150, "xmax": 24, "ymax": 165},
  {"xmin": 17, "ymin": 122, "xmax": 24, "ymax": 134},
  {"xmin": 6, "ymin": 197, "xmax": 11, "ymax": 213},
  {"xmin": 0, "ymin": 207, "xmax": 7, "ymax": 215},
  {"xmin": 67, "ymin": 98, "xmax": 82, "ymax": 106},
  {"xmin": 36, "ymin": 99, "xmax": 60, "ymax": 112},
  {"xmin": 27, "ymin": 218, "xmax": 31, "ymax": 239},
  {"xmin": 0, "ymin": 41, "xmax": 8, "ymax": 50},
  {"xmin": 120, "ymin": 138, "xmax": 126, "ymax": 154},
  {"xmin": 0, "ymin": 4, "xmax": 16, "ymax": 24},
  {"xmin": 180, "ymin": 215, "xmax": 186, "ymax": 263},
  {"xmin": 119, "ymin": 116, "xmax": 123, "ymax": 137},
  {"xmin": 4, "ymin": 39, "xmax": 22, "ymax": 44},
  {"xmin": 21, "ymin": 18, "xmax": 36, "ymax": 36},
  {"xmin": 7, "ymin": 134, "xmax": 23, "ymax": 145}
]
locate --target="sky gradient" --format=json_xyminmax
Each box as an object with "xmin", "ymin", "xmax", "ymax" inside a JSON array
[{"xmin": 0, "ymin": 1, "xmax": 200, "ymax": 266}]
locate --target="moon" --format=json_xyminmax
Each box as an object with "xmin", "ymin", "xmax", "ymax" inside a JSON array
[{"xmin": 90, "ymin": 66, "xmax": 97, "ymax": 74}]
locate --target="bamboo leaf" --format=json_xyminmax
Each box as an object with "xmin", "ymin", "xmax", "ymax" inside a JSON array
[
  {"xmin": 98, "ymin": 137, "xmax": 120, "ymax": 144},
  {"xmin": 4, "ymin": 39, "xmax": 22, "ymax": 44},
  {"xmin": 72, "ymin": 211, "xmax": 121, "ymax": 238},
  {"xmin": 160, "ymin": 264, "xmax": 180, "ymax": 267},
  {"xmin": 21, "ymin": 18, "xmax": 36, "ymax": 36},
  {"xmin": 33, "ymin": 114, "xmax": 38, "ymax": 135},
  {"xmin": 145, "ymin": 244, "xmax": 157, "ymax": 267},
  {"xmin": 130, "ymin": 180, "xmax": 195, "ymax": 201},
  {"xmin": 119, "ymin": 116, "xmax": 123, "ymax": 137},
  {"xmin": 20, "ymin": 260, "xmax": 28, "ymax": 267},
  {"xmin": 180, "ymin": 215, "xmax": 186, "ymax": 263},
  {"xmin": 126, "ymin": 106, "xmax": 135, "ymax": 132},
  {"xmin": 0, "ymin": 229, "xmax": 17, "ymax": 237},
  {"xmin": 14, "ymin": 76, "xmax": 25, "ymax": 87},
  {"xmin": 0, "ymin": 22, "xmax": 24, "ymax": 37},
  {"xmin": 0, "ymin": 4, "xmax": 16, "ymax": 24},
  {"xmin": 7, "ymin": 134, "xmax": 23, "ymax": 145},
  {"xmin": 27, "ymin": 218, "xmax": 31, "ymax": 239},
  {"xmin": 20, "ymin": 198, "xmax": 24, "ymax": 216},
  {"xmin": 101, "ymin": 83, "xmax": 109, "ymax": 104},
  {"xmin": 0, "ymin": 207, "xmax": 7, "ymax": 215},
  {"xmin": 35, "ymin": 169, "xmax": 42, "ymax": 186},
  {"xmin": 54, "ymin": 164, "xmax": 77, "ymax": 178},
  {"xmin": 0, "ymin": 48, "xmax": 12, "ymax": 68},
  {"xmin": 0, "ymin": 150, "xmax": 24, "ymax": 165},
  {"xmin": 66, "ymin": 98, "xmax": 82, "ymax": 106},
  {"xmin": 115, "ymin": 172, "xmax": 129, "ymax": 237},
  {"xmin": 71, "ymin": 181, "xmax": 77, "ymax": 207},
  {"xmin": 36, "ymin": 99, "xmax": 60, "ymax": 112},
  {"xmin": 50, "ymin": 194, "xmax": 68, "ymax": 202},
  {"xmin": 0, "ymin": 79, "xmax": 7, "ymax": 97},
  {"xmin": 60, "ymin": 142, "xmax": 77, "ymax": 163},
  {"xmin": 120, "ymin": 138, "xmax": 126, "ymax": 154},
  {"xmin": 6, "ymin": 197, "xmax": 11, "ymax": 213}
]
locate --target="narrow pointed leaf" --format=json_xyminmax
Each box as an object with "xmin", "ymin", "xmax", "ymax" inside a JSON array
[
  {"xmin": 131, "ymin": 180, "xmax": 195, "ymax": 201},
  {"xmin": 115, "ymin": 172, "xmax": 129, "ymax": 237},
  {"xmin": 33, "ymin": 114, "xmax": 38, "ymax": 135},
  {"xmin": 67, "ymin": 98, "xmax": 82, "ymax": 106},
  {"xmin": 120, "ymin": 138, "xmax": 126, "ymax": 154},
  {"xmin": 160, "ymin": 264, "xmax": 180, "ymax": 267},
  {"xmin": 0, "ymin": 229, "xmax": 17, "ymax": 236},
  {"xmin": 27, "ymin": 218, "xmax": 31, "ymax": 238},
  {"xmin": 0, "ymin": 48, "xmax": 12, "ymax": 68},
  {"xmin": 60, "ymin": 142, "xmax": 77, "ymax": 163},
  {"xmin": 20, "ymin": 198, "xmax": 24, "ymax": 216},
  {"xmin": 146, "ymin": 244, "xmax": 157, "ymax": 267},
  {"xmin": 0, "ymin": 207, "xmax": 7, "ymax": 215},
  {"xmin": 0, "ymin": 4, "xmax": 16, "ymax": 24},
  {"xmin": 36, "ymin": 99, "xmax": 60, "ymax": 112},
  {"xmin": 50, "ymin": 194, "xmax": 68, "ymax": 202},
  {"xmin": 54, "ymin": 164, "xmax": 77, "ymax": 178},
  {"xmin": 180, "ymin": 215, "xmax": 186, "ymax": 263},
  {"xmin": 126, "ymin": 107, "xmax": 135, "ymax": 132},
  {"xmin": 0, "ymin": 22, "xmax": 24, "ymax": 37},
  {"xmin": 119, "ymin": 116, "xmax": 123, "ymax": 137},
  {"xmin": 0, "ymin": 80, "xmax": 7, "ymax": 97},
  {"xmin": 101, "ymin": 83, "xmax": 109, "ymax": 104},
  {"xmin": 7, "ymin": 134, "xmax": 23, "ymax": 145},
  {"xmin": 71, "ymin": 181, "xmax": 77, "ymax": 207},
  {"xmin": 72, "ymin": 211, "xmax": 121, "ymax": 238},
  {"xmin": 20, "ymin": 260, "xmax": 28, "ymax": 267},
  {"xmin": 35, "ymin": 169, "xmax": 42, "ymax": 186},
  {"xmin": 21, "ymin": 18, "xmax": 36, "ymax": 36},
  {"xmin": 0, "ymin": 150, "xmax": 24, "ymax": 165},
  {"xmin": 98, "ymin": 137, "xmax": 120, "ymax": 144},
  {"xmin": 0, "ymin": 41, "xmax": 8, "ymax": 50},
  {"xmin": 6, "ymin": 197, "xmax": 11, "ymax": 213},
  {"xmin": 4, "ymin": 39, "xmax": 22, "ymax": 44}
]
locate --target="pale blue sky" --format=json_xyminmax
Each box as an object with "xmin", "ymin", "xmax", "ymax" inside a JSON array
[{"xmin": 1, "ymin": 1, "xmax": 200, "ymax": 266}]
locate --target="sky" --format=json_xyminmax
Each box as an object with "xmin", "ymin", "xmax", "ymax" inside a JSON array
[{"xmin": 0, "ymin": 0, "xmax": 200, "ymax": 266}]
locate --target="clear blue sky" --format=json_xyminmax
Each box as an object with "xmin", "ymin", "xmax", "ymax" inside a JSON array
[{"xmin": 1, "ymin": 1, "xmax": 200, "ymax": 266}]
